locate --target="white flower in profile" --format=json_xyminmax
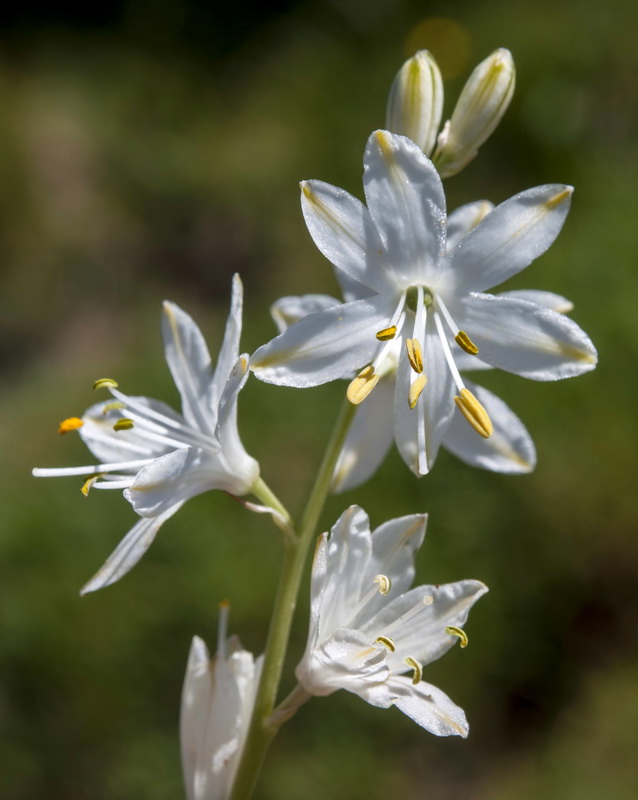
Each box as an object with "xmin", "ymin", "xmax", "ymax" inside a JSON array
[
  {"xmin": 296, "ymin": 506, "xmax": 487, "ymax": 736},
  {"xmin": 33, "ymin": 275, "xmax": 259, "ymax": 593},
  {"xmin": 251, "ymin": 131, "xmax": 597, "ymax": 478},
  {"xmin": 271, "ymin": 199, "xmax": 564, "ymax": 491},
  {"xmin": 181, "ymin": 603, "xmax": 262, "ymax": 800},
  {"xmin": 387, "ymin": 48, "xmax": 515, "ymax": 177}
]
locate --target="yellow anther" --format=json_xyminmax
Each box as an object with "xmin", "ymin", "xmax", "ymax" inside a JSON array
[
  {"xmin": 404, "ymin": 656, "xmax": 423, "ymax": 685},
  {"xmin": 454, "ymin": 388, "xmax": 493, "ymax": 438},
  {"xmin": 544, "ymin": 187, "xmax": 573, "ymax": 210},
  {"xmin": 375, "ymin": 635, "xmax": 396, "ymax": 652},
  {"xmin": 374, "ymin": 574, "xmax": 392, "ymax": 595},
  {"xmin": 445, "ymin": 626, "xmax": 469, "ymax": 648},
  {"xmin": 455, "ymin": 330, "xmax": 479, "ymax": 355},
  {"xmin": 113, "ymin": 418, "xmax": 135, "ymax": 431},
  {"xmin": 376, "ymin": 325, "xmax": 397, "ymax": 341},
  {"xmin": 81, "ymin": 475, "xmax": 100, "ymax": 496},
  {"xmin": 93, "ymin": 378, "xmax": 119, "ymax": 391},
  {"xmin": 102, "ymin": 402, "xmax": 125, "ymax": 414},
  {"xmin": 347, "ymin": 366, "xmax": 379, "ymax": 405},
  {"xmin": 405, "ymin": 338, "xmax": 424, "ymax": 373},
  {"xmin": 58, "ymin": 417, "xmax": 84, "ymax": 435},
  {"xmin": 408, "ymin": 374, "xmax": 428, "ymax": 409}
]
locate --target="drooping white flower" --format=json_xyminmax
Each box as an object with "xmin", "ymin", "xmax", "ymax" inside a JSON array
[
  {"xmin": 181, "ymin": 604, "xmax": 262, "ymax": 800},
  {"xmin": 33, "ymin": 275, "xmax": 259, "ymax": 593},
  {"xmin": 296, "ymin": 506, "xmax": 487, "ymax": 736},
  {"xmin": 251, "ymin": 131, "xmax": 597, "ymax": 478},
  {"xmin": 272, "ymin": 199, "xmax": 549, "ymax": 491},
  {"xmin": 387, "ymin": 48, "xmax": 515, "ymax": 177}
]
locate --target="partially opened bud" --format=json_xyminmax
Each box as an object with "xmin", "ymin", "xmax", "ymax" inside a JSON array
[
  {"xmin": 386, "ymin": 50, "xmax": 443, "ymax": 155},
  {"xmin": 434, "ymin": 48, "xmax": 515, "ymax": 177}
]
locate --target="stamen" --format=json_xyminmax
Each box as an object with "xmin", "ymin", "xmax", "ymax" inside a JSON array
[
  {"xmin": 113, "ymin": 418, "xmax": 135, "ymax": 432},
  {"xmin": 81, "ymin": 475, "xmax": 100, "ymax": 496},
  {"xmin": 433, "ymin": 312, "xmax": 465, "ymax": 393},
  {"xmin": 102, "ymin": 402, "xmax": 125, "ymax": 414},
  {"xmin": 217, "ymin": 600, "xmax": 230, "ymax": 658},
  {"xmin": 58, "ymin": 417, "xmax": 84, "ymax": 435},
  {"xmin": 409, "ymin": 374, "xmax": 427, "ymax": 409},
  {"xmin": 445, "ymin": 626, "xmax": 469, "ymax": 648},
  {"xmin": 375, "ymin": 635, "xmax": 396, "ymax": 652},
  {"xmin": 376, "ymin": 326, "xmax": 397, "ymax": 341},
  {"xmin": 454, "ymin": 388, "xmax": 493, "ymax": 438},
  {"xmin": 404, "ymin": 656, "xmax": 423, "ymax": 685},
  {"xmin": 455, "ymin": 330, "xmax": 479, "ymax": 355},
  {"xmin": 93, "ymin": 378, "xmax": 119, "ymax": 391},
  {"xmin": 405, "ymin": 338, "xmax": 423, "ymax": 373},
  {"xmin": 381, "ymin": 594, "xmax": 434, "ymax": 639},
  {"xmin": 347, "ymin": 366, "xmax": 379, "ymax": 405},
  {"xmin": 374, "ymin": 574, "xmax": 391, "ymax": 595}
]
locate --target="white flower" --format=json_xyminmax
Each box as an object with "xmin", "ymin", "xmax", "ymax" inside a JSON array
[
  {"xmin": 295, "ymin": 506, "xmax": 487, "ymax": 737},
  {"xmin": 33, "ymin": 275, "xmax": 259, "ymax": 593},
  {"xmin": 387, "ymin": 48, "xmax": 515, "ymax": 178},
  {"xmin": 272, "ymin": 199, "xmax": 551, "ymax": 491},
  {"xmin": 181, "ymin": 604, "xmax": 262, "ymax": 800},
  {"xmin": 251, "ymin": 131, "xmax": 597, "ymax": 477}
]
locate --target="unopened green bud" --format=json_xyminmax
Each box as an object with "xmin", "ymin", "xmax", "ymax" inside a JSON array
[
  {"xmin": 386, "ymin": 50, "xmax": 443, "ymax": 156},
  {"xmin": 434, "ymin": 48, "xmax": 515, "ymax": 177}
]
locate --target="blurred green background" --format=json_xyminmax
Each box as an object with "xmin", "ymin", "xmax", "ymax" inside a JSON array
[{"xmin": 1, "ymin": 0, "xmax": 637, "ymax": 798}]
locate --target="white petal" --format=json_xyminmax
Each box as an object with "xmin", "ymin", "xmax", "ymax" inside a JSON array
[
  {"xmin": 162, "ymin": 301, "xmax": 215, "ymax": 435},
  {"xmin": 449, "ymin": 185, "xmax": 573, "ymax": 292},
  {"xmin": 296, "ymin": 627, "xmax": 389, "ymax": 697},
  {"xmin": 443, "ymin": 380, "xmax": 536, "ymax": 473},
  {"xmin": 180, "ymin": 636, "xmax": 212, "ymax": 800},
  {"xmin": 79, "ymin": 397, "xmax": 180, "ymax": 464},
  {"xmin": 208, "ymin": 273, "xmax": 244, "ymax": 409},
  {"xmin": 80, "ymin": 502, "xmax": 184, "ymax": 594},
  {"xmin": 300, "ymin": 180, "xmax": 389, "ymax": 293},
  {"xmin": 331, "ymin": 373, "xmax": 395, "ymax": 493},
  {"xmin": 446, "ymin": 200, "xmax": 494, "ymax": 250},
  {"xmin": 365, "ymin": 580, "xmax": 488, "ymax": 667},
  {"xmin": 363, "ymin": 131, "xmax": 447, "ymax": 286},
  {"xmin": 393, "ymin": 323, "xmax": 456, "ymax": 476},
  {"xmin": 250, "ymin": 295, "xmax": 394, "ymax": 387},
  {"xmin": 499, "ymin": 288, "xmax": 574, "ymax": 313},
  {"xmin": 270, "ymin": 294, "xmax": 341, "ymax": 333},
  {"xmin": 460, "ymin": 292, "xmax": 597, "ymax": 379},
  {"xmin": 380, "ymin": 677, "xmax": 469, "ymax": 737}
]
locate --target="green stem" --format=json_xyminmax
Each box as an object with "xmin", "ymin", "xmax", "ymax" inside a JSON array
[
  {"xmin": 230, "ymin": 399, "xmax": 356, "ymax": 800},
  {"xmin": 250, "ymin": 476, "xmax": 295, "ymax": 534}
]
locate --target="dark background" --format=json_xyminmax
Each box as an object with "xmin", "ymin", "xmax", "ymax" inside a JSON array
[{"xmin": 1, "ymin": 0, "xmax": 637, "ymax": 798}]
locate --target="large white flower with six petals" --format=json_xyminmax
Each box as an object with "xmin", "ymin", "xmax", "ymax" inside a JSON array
[
  {"xmin": 34, "ymin": 275, "xmax": 259, "ymax": 593},
  {"xmin": 251, "ymin": 131, "xmax": 597, "ymax": 476},
  {"xmin": 295, "ymin": 505, "xmax": 487, "ymax": 737}
]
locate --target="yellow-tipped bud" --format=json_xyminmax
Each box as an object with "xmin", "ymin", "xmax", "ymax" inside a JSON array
[
  {"xmin": 347, "ymin": 366, "xmax": 379, "ymax": 405},
  {"xmin": 434, "ymin": 48, "xmax": 515, "ymax": 178},
  {"xmin": 113, "ymin": 418, "xmax": 135, "ymax": 432},
  {"xmin": 376, "ymin": 325, "xmax": 397, "ymax": 341},
  {"xmin": 455, "ymin": 330, "xmax": 479, "ymax": 355},
  {"xmin": 93, "ymin": 378, "xmax": 119, "ymax": 391},
  {"xmin": 386, "ymin": 50, "xmax": 444, "ymax": 156},
  {"xmin": 454, "ymin": 388, "xmax": 493, "ymax": 438},
  {"xmin": 405, "ymin": 337, "xmax": 424, "ymax": 373},
  {"xmin": 445, "ymin": 625, "xmax": 469, "ymax": 648},
  {"xmin": 408, "ymin": 374, "xmax": 428, "ymax": 409},
  {"xmin": 58, "ymin": 417, "xmax": 84, "ymax": 435}
]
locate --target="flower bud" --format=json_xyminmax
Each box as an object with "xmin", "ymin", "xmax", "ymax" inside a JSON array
[
  {"xmin": 386, "ymin": 50, "xmax": 443, "ymax": 156},
  {"xmin": 434, "ymin": 48, "xmax": 515, "ymax": 177}
]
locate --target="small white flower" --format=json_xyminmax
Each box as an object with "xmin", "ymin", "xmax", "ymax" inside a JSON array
[
  {"xmin": 181, "ymin": 604, "xmax": 262, "ymax": 800},
  {"xmin": 296, "ymin": 506, "xmax": 487, "ymax": 737},
  {"xmin": 272, "ymin": 199, "xmax": 545, "ymax": 491},
  {"xmin": 387, "ymin": 48, "xmax": 515, "ymax": 177},
  {"xmin": 33, "ymin": 275, "xmax": 259, "ymax": 593},
  {"xmin": 251, "ymin": 131, "xmax": 597, "ymax": 477}
]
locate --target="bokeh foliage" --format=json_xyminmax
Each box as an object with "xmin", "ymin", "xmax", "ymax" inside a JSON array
[{"xmin": 1, "ymin": 0, "xmax": 637, "ymax": 798}]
